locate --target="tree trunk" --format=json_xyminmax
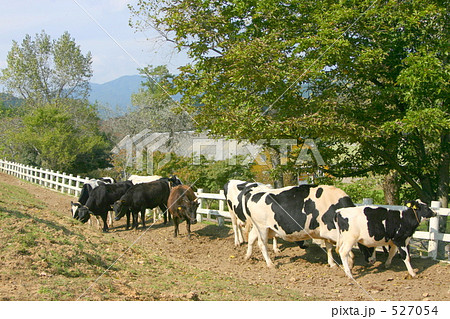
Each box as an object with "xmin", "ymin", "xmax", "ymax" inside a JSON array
[
  {"xmin": 438, "ymin": 132, "xmax": 449, "ymax": 208},
  {"xmin": 269, "ymin": 148, "xmax": 284, "ymax": 188},
  {"xmin": 437, "ymin": 132, "xmax": 449, "ymax": 258},
  {"xmin": 383, "ymin": 170, "xmax": 400, "ymax": 205}
]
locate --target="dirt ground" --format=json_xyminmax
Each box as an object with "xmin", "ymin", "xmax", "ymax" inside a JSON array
[{"xmin": 1, "ymin": 172, "xmax": 449, "ymax": 301}]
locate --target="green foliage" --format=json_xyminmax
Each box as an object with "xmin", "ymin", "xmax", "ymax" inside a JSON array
[
  {"xmin": 0, "ymin": 31, "xmax": 111, "ymax": 174},
  {"xmin": 334, "ymin": 177, "xmax": 385, "ymax": 205},
  {"xmin": 17, "ymin": 102, "xmax": 111, "ymax": 173},
  {"xmin": 130, "ymin": 0, "xmax": 449, "ymax": 203},
  {"xmin": 1, "ymin": 31, "xmax": 92, "ymax": 104}
]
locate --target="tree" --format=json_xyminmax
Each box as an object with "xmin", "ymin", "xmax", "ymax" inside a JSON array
[
  {"xmin": 130, "ymin": 0, "xmax": 449, "ymax": 205},
  {"xmin": 17, "ymin": 102, "xmax": 111, "ymax": 173},
  {"xmin": 1, "ymin": 30, "xmax": 92, "ymax": 105},
  {"xmin": 0, "ymin": 31, "xmax": 112, "ymax": 174}
]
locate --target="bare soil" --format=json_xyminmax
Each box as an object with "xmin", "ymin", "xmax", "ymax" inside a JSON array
[{"xmin": 1, "ymin": 172, "xmax": 449, "ymax": 301}]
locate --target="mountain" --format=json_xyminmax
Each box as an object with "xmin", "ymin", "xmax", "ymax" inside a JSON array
[{"xmin": 89, "ymin": 75, "xmax": 145, "ymax": 118}]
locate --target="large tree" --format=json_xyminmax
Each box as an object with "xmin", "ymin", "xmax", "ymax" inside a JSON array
[
  {"xmin": 130, "ymin": 0, "xmax": 449, "ymax": 205},
  {"xmin": 1, "ymin": 30, "xmax": 92, "ymax": 105},
  {"xmin": 0, "ymin": 31, "xmax": 111, "ymax": 174}
]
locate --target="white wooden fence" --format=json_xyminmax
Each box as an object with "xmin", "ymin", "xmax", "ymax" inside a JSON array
[{"xmin": 1, "ymin": 159, "xmax": 449, "ymax": 260}]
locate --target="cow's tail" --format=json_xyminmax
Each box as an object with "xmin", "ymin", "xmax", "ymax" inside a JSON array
[{"xmin": 334, "ymin": 210, "xmax": 342, "ymax": 254}]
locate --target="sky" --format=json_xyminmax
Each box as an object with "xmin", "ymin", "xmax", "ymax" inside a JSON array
[{"xmin": 0, "ymin": 0, "xmax": 190, "ymax": 84}]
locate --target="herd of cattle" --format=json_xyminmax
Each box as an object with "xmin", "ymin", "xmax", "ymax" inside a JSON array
[{"xmin": 70, "ymin": 176, "xmax": 436, "ymax": 279}]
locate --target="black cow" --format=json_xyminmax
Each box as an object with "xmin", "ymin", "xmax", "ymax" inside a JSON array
[
  {"xmin": 70, "ymin": 177, "xmax": 115, "ymax": 218},
  {"xmin": 74, "ymin": 181, "xmax": 133, "ymax": 232},
  {"xmin": 113, "ymin": 176, "xmax": 181, "ymax": 229},
  {"xmin": 335, "ymin": 200, "xmax": 436, "ymax": 279}
]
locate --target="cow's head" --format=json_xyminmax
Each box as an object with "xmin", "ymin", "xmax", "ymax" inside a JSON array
[
  {"xmin": 74, "ymin": 205, "xmax": 91, "ymax": 224},
  {"xmin": 71, "ymin": 201, "xmax": 81, "ymax": 218},
  {"xmin": 168, "ymin": 175, "xmax": 182, "ymax": 187},
  {"xmin": 406, "ymin": 200, "xmax": 437, "ymax": 222},
  {"xmin": 113, "ymin": 200, "xmax": 128, "ymax": 220},
  {"xmin": 177, "ymin": 199, "xmax": 199, "ymax": 224}
]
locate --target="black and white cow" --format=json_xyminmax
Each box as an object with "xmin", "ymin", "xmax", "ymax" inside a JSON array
[
  {"xmin": 71, "ymin": 177, "xmax": 115, "ymax": 216},
  {"xmin": 71, "ymin": 177, "xmax": 116, "ymax": 228},
  {"xmin": 114, "ymin": 176, "xmax": 182, "ymax": 229},
  {"xmin": 335, "ymin": 200, "xmax": 436, "ymax": 279},
  {"xmin": 74, "ymin": 181, "xmax": 133, "ymax": 232},
  {"xmin": 224, "ymin": 180, "xmax": 307, "ymax": 253},
  {"xmin": 241, "ymin": 184, "xmax": 357, "ymax": 268},
  {"xmin": 224, "ymin": 180, "xmax": 267, "ymax": 247}
]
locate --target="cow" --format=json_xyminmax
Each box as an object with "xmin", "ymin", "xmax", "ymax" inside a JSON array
[
  {"xmin": 241, "ymin": 184, "xmax": 358, "ymax": 268},
  {"xmin": 167, "ymin": 185, "xmax": 199, "ymax": 238},
  {"xmin": 113, "ymin": 176, "xmax": 182, "ymax": 229},
  {"xmin": 335, "ymin": 200, "xmax": 436, "ymax": 279},
  {"xmin": 70, "ymin": 177, "xmax": 115, "ymax": 216},
  {"xmin": 223, "ymin": 180, "xmax": 307, "ymax": 253},
  {"xmin": 71, "ymin": 177, "xmax": 116, "ymax": 228},
  {"xmin": 223, "ymin": 180, "xmax": 262, "ymax": 247},
  {"xmin": 73, "ymin": 181, "xmax": 133, "ymax": 232}
]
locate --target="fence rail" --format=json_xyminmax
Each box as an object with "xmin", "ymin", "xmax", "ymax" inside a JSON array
[{"xmin": 1, "ymin": 159, "xmax": 449, "ymax": 260}]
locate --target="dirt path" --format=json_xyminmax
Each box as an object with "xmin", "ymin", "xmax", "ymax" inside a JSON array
[{"xmin": 1, "ymin": 172, "xmax": 449, "ymax": 301}]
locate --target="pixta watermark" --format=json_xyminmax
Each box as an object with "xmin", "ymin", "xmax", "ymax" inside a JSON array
[{"xmin": 138, "ymin": 138, "xmax": 325, "ymax": 175}]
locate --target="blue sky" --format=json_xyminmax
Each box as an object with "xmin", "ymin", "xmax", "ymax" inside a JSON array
[{"xmin": 0, "ymin": 0, "xmax": 190, "ymax": 84}]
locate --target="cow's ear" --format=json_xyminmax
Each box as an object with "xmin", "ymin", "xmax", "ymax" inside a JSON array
[{"xmin": 406, "ymin": 202, "xmax": 412, "ymax": 208}]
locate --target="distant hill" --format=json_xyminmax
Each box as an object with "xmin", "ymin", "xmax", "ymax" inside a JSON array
[{"xmin": 89, "ymin": 75, "xmax": 145, "ymax": 118}]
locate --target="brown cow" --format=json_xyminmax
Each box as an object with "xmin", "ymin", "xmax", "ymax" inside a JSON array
[{"xmin": 167, "ymin": 185, "xmax": 199, "ymax": 238}]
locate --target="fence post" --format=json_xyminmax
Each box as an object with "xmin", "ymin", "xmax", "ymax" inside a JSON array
[
  {"xmin": 428, "ymin": 201, "xmax": 441, "ymax": 259},
  {"xmin": 217, "ymin": 190, "xmax": 225, "ymax": 226},
  {"xmin": 197, "ymin": 189, "xmax": 204, "ymax": 223}
]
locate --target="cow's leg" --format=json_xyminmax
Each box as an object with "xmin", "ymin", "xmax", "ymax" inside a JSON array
[
  {"xmin": 397, "ymin": 244, "xmax": 416, "ymax": 277},
  {"xmin": 369, "ymin": 248, "xmax": 376, "ymax": 264},
  {"xmin": 348, "ymin": 250, "xmax": 355, "ymax": 269},
  {"xmin": 141, "ymin": 209, "xmax": 146, "ymax": 229},
  {"xmin": 108, "ymin": 211, "xmax": 114, "ymax": 228},
  {"xmin": 230, "ymin": 215, "xmax": 240, "ymax": 246},
  {"xmin": 132, "ymin": 211, "xmax": 139, "ymax": 229},
  {"xmin": 101, "ymin": 213, "xmax": 109, "ymax": 232},
  {"xmin": 173, "ymin": 217, "xmax": 179, "ymax": 237},
  {"xmin": 338, "ymin": 240, "xmax": 354, "ymax": 279},
  {"xmin": 245, "ymin": 226, "xmax": 258, "ymax": 260},
  {"xmin": 186, "ymin": 219, "xmax": 191, "ymax": 239},
  {"xmin": 125, "ymin": 210, "xmax": 131, "ymax": 230},
  {"xmin": 325, "ymin": 240, "xmax": 337, "ymax": 268},
  {"xmin": 268, "ymin": 230, "xmax": 281, "ymax": 254},
  {"xmin": 385, "ymin": 245, "xmax": 397, "ymax": 268},
  {"xmin": 257, "ymin": 227, "xmax": 274, "ymax": 268},
  {"xmin": 237, "ymin": 224, "xmax": 245, "ymax": 245},
  {"xmin": 159, "ymin": 204, "xmax": 169, "ymax": 224}
]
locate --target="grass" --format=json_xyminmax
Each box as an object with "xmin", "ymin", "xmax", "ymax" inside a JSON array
[{"xmin": 0, "ymin": 180, "xmax": 307, "ymax": 301}]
